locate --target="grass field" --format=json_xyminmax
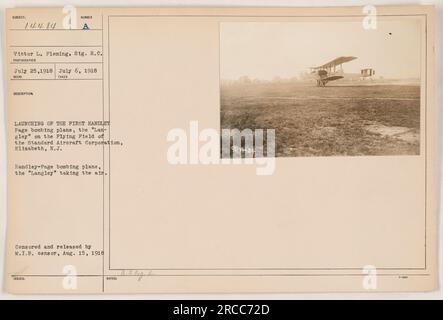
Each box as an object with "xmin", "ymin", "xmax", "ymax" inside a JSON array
[{"xmin": 220, "ymin": 82, "xmax": 420, "ymax": 157}]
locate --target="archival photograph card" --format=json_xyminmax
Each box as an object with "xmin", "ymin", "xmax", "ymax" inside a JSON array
[{"xmin": 4, "ymin": 6, "xmax": 437, "ymax": 293}]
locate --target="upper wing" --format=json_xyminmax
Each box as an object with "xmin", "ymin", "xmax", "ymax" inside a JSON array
[{"xmin": 312, "ymin": 56, "xmax": 357, "ymax": 70}]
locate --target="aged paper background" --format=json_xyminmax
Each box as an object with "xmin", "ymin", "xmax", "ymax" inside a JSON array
[{"xmin": 2, "ymin": 5, "xmax": 438, "ymax": 294}]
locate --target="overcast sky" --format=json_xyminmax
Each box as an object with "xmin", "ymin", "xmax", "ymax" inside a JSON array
[{"xmin": 220, "ymin": 19, "xmax": 422, "ymax": 80}]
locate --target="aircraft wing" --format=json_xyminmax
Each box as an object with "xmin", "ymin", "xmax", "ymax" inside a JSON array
[
  {"xmin": 324, "ymin": 75, "xmax": 344, "ymax": 82},
  {"xmin": 312, "ymin": 56, "xmax": 357, "ymax": 70}
]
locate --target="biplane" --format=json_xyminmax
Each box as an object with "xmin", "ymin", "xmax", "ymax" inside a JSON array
[{"xmin": 310, "ymin": 56, "xmax": 357, "ymax": 86}]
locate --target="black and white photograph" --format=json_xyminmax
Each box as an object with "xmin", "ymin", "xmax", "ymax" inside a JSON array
[{"xmin": 220, "ymin": 20, "xmax": 422, "ymax": 157}]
